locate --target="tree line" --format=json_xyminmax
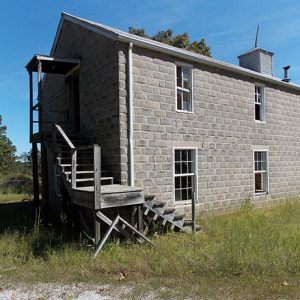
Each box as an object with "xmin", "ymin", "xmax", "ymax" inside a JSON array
[
  {"xmin": 128, "ymin": 27, "xmax": 212, "ymax": 57},
  {"xmin": 0, "ymin": 115, "xmax": 34, "ymax": 192}
]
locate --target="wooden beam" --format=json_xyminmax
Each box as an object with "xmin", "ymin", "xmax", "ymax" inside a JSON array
[
  {"xmin": 94, "ymin": 144, "xmax": 101, "ymax": 244},
  {"xmin": 41, "ymin": 143, "xmax": 49, "ymax": 222},
  {"xmin": 29, "ymin": 71, "xmax": 33, "ymax": 142},
  {"xmin": 94, "ymin": 144, "xmax": 101, "ymax": 209},
  {"xmin": 32, "ymin": 142, "xmax": 40, "ymax": 209},
  {"xmin": 71, "ymin": 149, "xmax": 77, "ymax": 189}
]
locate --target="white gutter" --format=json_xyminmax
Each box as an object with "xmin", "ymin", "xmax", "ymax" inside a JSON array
[{"xmin": 128, "ymin": 42, "xmax": 134, "ymax": 187}]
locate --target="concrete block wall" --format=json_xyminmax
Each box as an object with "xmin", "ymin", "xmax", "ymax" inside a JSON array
[
  {"xmin": 42, "ymin": 20, "xmax": 122, "ymax": 183},
  {"xmin": 121, "ymin": 45, "xmax": 300, "ymax": 210}
]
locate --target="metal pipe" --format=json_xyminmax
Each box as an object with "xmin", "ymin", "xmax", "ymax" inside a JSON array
[{"xmin": 128, "ymin": 42, "xmax": 135, "ymax": 186}]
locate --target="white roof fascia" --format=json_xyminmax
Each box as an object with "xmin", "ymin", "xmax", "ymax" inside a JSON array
[{"xmin": 53, "ymin": 12, "xmax": 300, "ymax": 92}]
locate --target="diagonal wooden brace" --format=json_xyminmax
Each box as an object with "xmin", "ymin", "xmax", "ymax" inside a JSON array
[{"xmin": 94, "ymin": 212, "xmax": 154, "ymax": 258}]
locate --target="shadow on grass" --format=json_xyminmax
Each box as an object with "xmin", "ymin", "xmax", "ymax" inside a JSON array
[{"xmin": 0, "ymin": 200, "xmax": 35, "ymax": 233}]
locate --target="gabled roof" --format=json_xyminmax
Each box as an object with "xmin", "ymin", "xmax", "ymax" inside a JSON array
[{"xmin": 52, "ymin": 12, "xmax": 300, "ymax": 92}]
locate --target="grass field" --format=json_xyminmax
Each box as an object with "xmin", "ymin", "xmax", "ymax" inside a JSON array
[
  {"xmin": 1, "ymin": 199, "xmax": 300, "ymax": 299},
  {"xmin": 0, "ymin": 193, "xmax": 31, "ymax": 203}
]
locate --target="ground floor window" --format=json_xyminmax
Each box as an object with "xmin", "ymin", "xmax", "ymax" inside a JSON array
[
  {"xmin": 174, "ymin": 149, "xmax": 196, "ymax": 201},
  {"xmin": 254, "ymin": 151, "xmax": 268, "ymax": 194}
]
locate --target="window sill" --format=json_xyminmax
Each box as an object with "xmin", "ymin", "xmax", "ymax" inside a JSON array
[
  {"xmin": 174, "ymin": 200, "xmax": 192, "ymax": 206},
  {"xmin": 255, "ymin": 120, "xmax": 266, "ymax": 124},
  {"xmin": 176, "ymin": 109, "xmax": 194, "ymax": 114},
  {"xmin": 254, "ymin": 192, "xmax": 268, "ymax": 196}
]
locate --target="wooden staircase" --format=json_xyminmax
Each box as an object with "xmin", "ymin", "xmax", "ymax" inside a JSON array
[{"xmin": 144, "ymin": 195, "xmax": 201, "ymax": 234}]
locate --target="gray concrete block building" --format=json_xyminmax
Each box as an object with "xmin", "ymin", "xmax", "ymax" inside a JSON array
[{"xmin": 29, "ymin": 12, "xmax": 300, "ymax": 220}]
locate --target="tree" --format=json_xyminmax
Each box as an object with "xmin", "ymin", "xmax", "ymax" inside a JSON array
[
  {"xmin": 0, "ymin": 115, "xmax": 16, "ymax": 175},
  {"xmin": 128, "ymin": 27, "xmax": 149, "ymax": 38},
  {"xmin": 128, "ymin": 27, "xmax": 212, "ymax": 57}
]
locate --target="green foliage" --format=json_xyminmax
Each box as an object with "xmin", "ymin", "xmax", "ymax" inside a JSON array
[
  {"xmin": 0, "ymin": 173, "xmax": 33, "ymax": 194},
  {"xmin": 128, "ymin": 27, "xmax": 149, "ymax": 38},
  {"xmin": 129, "ymin": 27, "xmax": 212, "ymax": 57},
  {"xmin": 16, "ymin": 151, "xmax": 32, "ymax": 175},
  {"xmin": 0, "ymin": 115, "xmax": 16, "ymax": 175},
  {"xmin": 152, "ymin": 29, "xmax": 173, "ymax": 45}
]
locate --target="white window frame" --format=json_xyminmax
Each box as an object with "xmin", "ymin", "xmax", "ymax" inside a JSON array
[
  {"xmin": 173, "ymin": 147, "xmax": 198, "ymax": 205},
  {"xmin": 253, "ymin": 149, "xmax": 269, "ymax": 195},
  {"xmin": 254, "ymin": 83, "xmax": 266, "ymax": 123},
  {"xmin": 175, "ymin": 62, "xmax": 193, "ymax": 113}
]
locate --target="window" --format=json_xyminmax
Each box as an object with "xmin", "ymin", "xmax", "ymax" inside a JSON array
[
  {"xmin": 255, "ymin": 85, "xmax": 265, "ymax": 122},
  {"xmin": 254, "ymin": 151, "xmax": 268, "ymax": 194},
  {"xmin": 174, "ymin": 149, "xmax": 196, "ymax": 201},
  {"xmin": 176, "ymin": 64, "xmax": 192, "ymax": 112}
]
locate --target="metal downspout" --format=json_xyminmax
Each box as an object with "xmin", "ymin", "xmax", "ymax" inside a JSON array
[{"xmin": 128, "ymin": 42, "xmax": 134, "ymax": 186}]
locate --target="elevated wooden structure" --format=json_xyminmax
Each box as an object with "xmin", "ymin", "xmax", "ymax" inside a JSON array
[{"xmin": 26, "ymin": 54, "xmax": 144, "ymax": 245}]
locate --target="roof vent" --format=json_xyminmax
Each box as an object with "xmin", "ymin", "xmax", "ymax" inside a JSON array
[
  {"xmin": 238, "ymin": 48, "xmax": 274, "ymax": 76},
  {"xmin": 237, "ymin": 26, "xmax": 274, "ymax": 76},
  {"xmin": 282, "ymin": 66, "xmax": 291, "ymax": 83}
]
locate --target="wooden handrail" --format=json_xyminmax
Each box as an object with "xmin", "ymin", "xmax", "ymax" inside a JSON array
[
  {"xmin": 40, "ymin": 105, "xmax": 101, "ymax": 208},
  {"xmin": 54, "ymin": 124, "xmax": 75, "ymax": 149}
]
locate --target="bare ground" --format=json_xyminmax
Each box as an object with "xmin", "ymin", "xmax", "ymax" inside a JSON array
[{"xmin": 0, "ymin": 281, "xmax": 136, "ymax": 300}]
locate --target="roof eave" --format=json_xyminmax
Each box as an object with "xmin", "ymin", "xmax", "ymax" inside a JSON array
[
  {"xmin": 117, "ymin": 35, "xmax": 300, "ymax": 91},
  {"xmin": 50, "ymin": 12, "xmax": 300, "ymax": 92}
]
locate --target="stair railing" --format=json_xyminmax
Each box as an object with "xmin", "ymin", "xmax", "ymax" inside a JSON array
[{"xmin": 41, "ymin": 105, "xmax": 101, "ymax": 202}]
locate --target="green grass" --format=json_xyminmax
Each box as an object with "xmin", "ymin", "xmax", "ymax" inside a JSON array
[
  {"xmin": 0, "ymin": 193, "xmax": 31, "ymax": 203},
  {"xmin": 1, "ymin": 201, "xmax": 300, "ymax": 299}
]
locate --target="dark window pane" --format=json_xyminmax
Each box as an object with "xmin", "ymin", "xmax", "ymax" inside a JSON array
[
  {"xmin": 177, "ymin": 91, "xmax": 182, "ymax": 110},
  {"xmin": 175, "ymin": 150, "xmax": 180, "ymax": 162},
  {"xmin": 182, "ymin": 189, "xmax": 188, "ymax": 200},
  {"xmin": 182, "ymin": 162, "xmax": 188, "ymax": 174},
  {"xmin": 182, "ymin": 176, "xmax": 187, "ymax": 188},
  {"xmin": 177, "ymin": 66, "xmax": 182, "ymax": 87},
  {"xmin": 255, "ymin": 173, "xmax": 263, "ymax": 192},
  {"xmin": 187, "ymin": 176, "xmax": 192, "ymax": 188},
  {"xmin": 188, "ymin": 162, "xmax": 192, "ymax": 173},
  {"xmin": 255, "ymin": 104, "xmax": 261, "ymax": 120},
  {"xmin": 175, "ymin": 177, "xmax": 181, "ymax": 188},
  {"xmin": 182, "ymin": 150, "xmax": 187, "ymax": 161},
  {"xmin": 175, "ymin": 162, "xmax": 181, "ymax": 174},
  {"xmin": 175, "ymin": 190, "xmax": 181, "ymax": 201},
  {"xmin": 187, "ymin": 188, "xmax": 193, "ymax": 200}
]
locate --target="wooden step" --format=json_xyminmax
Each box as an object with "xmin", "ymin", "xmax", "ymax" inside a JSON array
[
  {"xmin": 64, "ymin": 171, "xmax": 94, "ymax": 175},
  {"xmin": 163, "ymin": 208, "xmax": 176, "ymax": 214},
  {"xmin": 152, "ymin": 201, "xmax": 166, "ymax": 208},
  {"xmin": 66, "ymin": 177, "xmax": 114, "ymax": 183},
  {"xmin": 173, "ymin": 213, "xmax": 185, "ymax": 221}
]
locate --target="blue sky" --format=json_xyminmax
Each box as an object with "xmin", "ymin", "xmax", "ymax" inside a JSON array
[{"xmin": 1, "ymin": 0, "xmax": 300, "ymax": 155}]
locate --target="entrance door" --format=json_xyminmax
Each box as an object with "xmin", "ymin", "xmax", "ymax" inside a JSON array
[{"xmin": 68, "ymin": 74, "xmax": 80, "ymax": 133}]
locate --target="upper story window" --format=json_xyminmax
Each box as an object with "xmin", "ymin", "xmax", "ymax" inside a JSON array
[
  {"xmin": 176, "ymin": 64, "xmax": 193, "ymax": 112},
  {"xmin": 255, "ymin": 85, "xmax": 265, "ymax": 122}
]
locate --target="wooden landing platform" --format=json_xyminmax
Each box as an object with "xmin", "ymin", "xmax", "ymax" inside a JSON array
[{"xmin": 72, "ymin": 184, "xmax": 144, "ymax": 209}]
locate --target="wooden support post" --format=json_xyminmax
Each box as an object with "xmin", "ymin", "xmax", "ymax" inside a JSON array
[
  {"xmin": 41, "ymin": 143, "xmax": 49, "ymax": 222},
  {"xmin": 29, "ymin": 71, "xmax": 33, "ymax": 142},
  {"xmin": 32, "ymin": 142, "xmax": 40, "ymax": 209},
  {"xmin": 137, "ymin": 204, "xmax": 144, "ymax": 233},
  {"xmin": 37, "ymin": 61, "xmax": 43, "ymax": 136},
  {"xmin": 94, "ymin": 145, "xmax": 101, "ymax": 245},
  {"xmin": 192, "ymin": 191, "xmax": 196, "ymax": 233},
  {"xmin": 71, "ymin": 149, "xmax": 77, "ymax": 189}
]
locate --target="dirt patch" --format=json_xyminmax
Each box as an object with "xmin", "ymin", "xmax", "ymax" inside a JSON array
[{"xmin": 0, "ymin": 282, "xmax": 134, "ymax": 299}]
